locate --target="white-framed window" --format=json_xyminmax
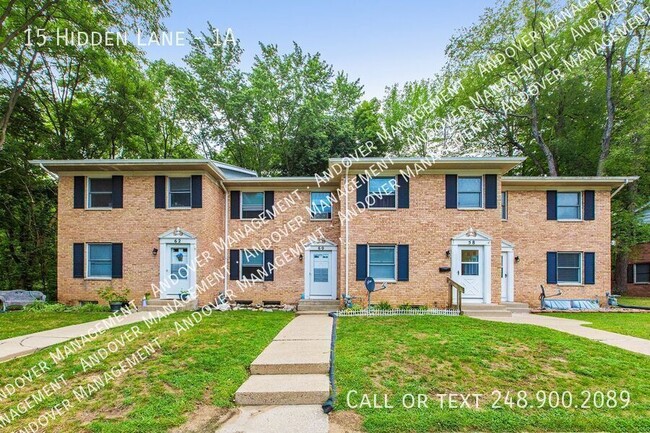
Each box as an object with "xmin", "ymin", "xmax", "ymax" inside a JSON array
[
  {"xmin": 557, "ymin": 192, "xmax": 582, "ymax": 220},
  {"xmin": 168, "ymin": 177, "xmax": 192, "ymax": 208},
  {"xmin": 241, "ymin": 249, "xmax": 264, "ymax": 280},
  {"xmin": 457, "ymin": 176, "xmax": 483, "ymax": 209},
  {"xmin": 241, "ymin": 192, "xmax": 265, "ymax": 219},
  {"xmin": 461, "ymin": 249, "xmax": 480, "ymax": 276},
  {"xmin": 87, "ymin": 243, "xmax": 112, "ymax": 279},
  {"xmin": 310, "ymin": 192, "xmax": 332, "ymax": 220},
  {"xmin": 368, "ymin": 245, "xmax": 397, "ymax": 281},
  {"xmin": 557, "ymin": 252, "xmax": 582, "ymax": 284},
  {"xmin": 368, "ymin": 177, "xmax": 397, "ymax": 209},
  {"xmin": 87, "ymin": 178, "xmax": 113, "ymax": 208},
  {"xmin": 634, "ymin": 263, "xmax": 650, "ymax": 284},
  {"xmin": 501, "ymin": 191, "xmax": 508, "ymax": 220}
]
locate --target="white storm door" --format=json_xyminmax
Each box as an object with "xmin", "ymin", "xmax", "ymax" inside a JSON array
[
  {"xmin": 309, "ymin": 251, "xmax": 334, "ymax": 299},
  {"xmin": 501, "ymin": 253, "xmax": 508, "ymax": 302},
  {"xmin": 165, "ymin": 244, "xmax": 190, "ymax": 297},
  {"xmin": 459, "ymin": 247, "xmax": 483, "ymax": 301}
]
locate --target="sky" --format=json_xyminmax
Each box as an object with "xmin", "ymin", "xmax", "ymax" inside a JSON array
[{"xmin": 142, "ymin": 0, "xmax": 497, "ymax": 99}]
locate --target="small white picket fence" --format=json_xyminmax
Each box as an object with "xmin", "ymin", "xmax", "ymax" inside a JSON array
[{"xmin": 336, "ymin": 308, "xmax": 460, "ymax": 317}]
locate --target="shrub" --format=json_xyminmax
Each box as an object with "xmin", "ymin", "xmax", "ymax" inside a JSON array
[
  {"xmin": 374, "ymin": 301, "xmax": 392, "ymax": 310},
  {"xmin": 75, "ymin": 303, "xmax": 111, "ymax": 313},
  {"xmin": 24, "ymin": 301, "xmax": 67, "ymax": 313},
  {"xmin": 97, "ymin": 287, "xmax": 131, "ymax": 303}
]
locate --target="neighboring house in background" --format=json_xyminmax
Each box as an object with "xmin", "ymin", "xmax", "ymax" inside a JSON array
[
  {"xmin": 624, "ymin": 205, "xmax": 650, "ymax": 297},
  {"xmin": 32, "ymin": 157, "xmax": 637, "ymax": 308}
]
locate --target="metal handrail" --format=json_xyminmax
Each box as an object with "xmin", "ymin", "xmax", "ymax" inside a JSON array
[{"xmin": 447, "ymin": 277, "xmax": 465, "ymax": 314}]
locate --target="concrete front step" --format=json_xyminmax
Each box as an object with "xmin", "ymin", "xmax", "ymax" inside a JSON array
[
  {"xmin": 501, "ymin": 302, "xmax": 531, "ymax": 314},
  {"xmin": 297, "ymin": 300, "xmax": 339, "ymax": 313},
  {"xmin": 235, "ymin": 374, "xmax": 330, "ymax": 405},
  {"xmin": 464, "ymin": 310, "xmax": 513, "ymax": 318},
  {"xmin": 250, "ymin": 340, "xmax": 330, "ymax": 375},
  {"xmin": 140, "ymin": 298, "xmax": 198, "ymax": 312}
]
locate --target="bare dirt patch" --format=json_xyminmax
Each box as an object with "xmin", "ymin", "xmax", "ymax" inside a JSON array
[
  {"xmin": 329, "ymin": 410, "xmax": 364, "ymax": 433},
  {"xmin": 169, "ymin": 405, "xmax": 236, "ymax": 433}
]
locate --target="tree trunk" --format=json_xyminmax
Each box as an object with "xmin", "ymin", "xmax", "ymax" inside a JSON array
[
  {"xmin": 597, "ymin": 43, "xmax": 615, "ymax": 176},
  {"xmin": 613, "ymin": 252, "xmax": 628, "ymax": 295}
]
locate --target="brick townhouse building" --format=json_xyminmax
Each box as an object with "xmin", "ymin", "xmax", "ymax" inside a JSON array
[{"xmin": 32, "ymin": 157, "xmax": 637, "ymax": 309}]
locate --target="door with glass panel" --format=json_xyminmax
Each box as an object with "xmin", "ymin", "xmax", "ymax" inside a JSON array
[
  {"xmin": 165, "ymin": 245, "xmax": 190, "ymax": 297},
  {"xmin": 309, "ymin": 251, "xmax": 334, "ymax": 299},
  {"xmin": 458, "ymin": 247, "xmax": 483, "ymax": 301}
]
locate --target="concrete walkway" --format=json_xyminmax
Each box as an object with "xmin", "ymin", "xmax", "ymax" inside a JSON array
[
  {"xmin": 479, "ymin": 313, "xmax": 650, "ymax": 356},
  {"xmin": 0, "ymin": 312, "xmax": 152, "ymax": 362},
  {"xmin": 219, "ymin": 314, "xmax": 333, "ymax": 433}
]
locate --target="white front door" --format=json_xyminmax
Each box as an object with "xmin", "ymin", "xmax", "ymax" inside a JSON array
[
  {"xmin": 458, "ymin": 247, "xmax": 484, "ymax": 302},
  {"xmin": 164, "ymin": 244, "xmax": 190, "ymax": 298},
  {"xmin": 308, "ymin": 251, "xmax": 335, "ymax": 299},
  {"xmin": 501, "ymin": 253, "xmax": 508, "ymax": 302}
]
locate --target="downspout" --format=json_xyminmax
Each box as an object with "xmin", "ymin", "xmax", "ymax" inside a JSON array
[
  {"xmin": 610, "ymin": 178, "xmax": 630, "ymax": 199},
  {"xmin": 345, "ymin": 166, "xmax": 350, "ymax": 297},
  {"xmin": 219, "ymin": 181, "xmax": 229, "ymax": 300}
]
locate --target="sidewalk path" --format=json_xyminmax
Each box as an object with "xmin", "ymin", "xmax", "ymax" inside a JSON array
[
  {"xmin": 0, "ymin": 312, "xmax": 152, "ymax": 362},
  {"xmin": 480, "ymin": 313, "xmax": 650, "ymax": 356},
  {"xmin": 218, "ymin": 314, "xmax": 333, "ymax": 433}
]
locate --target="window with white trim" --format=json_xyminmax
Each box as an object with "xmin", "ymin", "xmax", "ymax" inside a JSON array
[
  {"xmin": 168, "ymin": 177, "xmax": 191, "ymax": 208},
  {"xmin": 87, "ymin": 244, "xmax": 112, "ymax": 278},
  {"xmin": 457, "ymin": 176, "xmax": 483, "ymax": 208},
  {"xmin": 241, "ymin": 192, "xmax": 264, "ymax": 219},
  {"xmin": 368, "ymin": 177, "xmax": 396, "ymax": 209},
  {"xmin": 88, "ymin": 178, "xmax": 113, "ymax": 208},
  {"xmin": 368, "ymin": 245, "xmax": 396, "ymax": 281},
  {"xmin": 634, "ymin": 263, "xmax": 650, "ymax": 283},
  {"xmin": 501, "ymin": 191, "xmax": 508, "ymax": 220},
  {"xmin": 310, "ymin": 192, "xmax": 332, "ymax": 220},
  {"xmin": 557, "ymin": 192, "xmax": 582, "ymax": 220},
  {"xmin": 557, "ymin": 252, "xmax": 582, "ymax": 284},
  {"xmin": 241, "ymin": 250, "xmax": 264, "ymax": 280}
]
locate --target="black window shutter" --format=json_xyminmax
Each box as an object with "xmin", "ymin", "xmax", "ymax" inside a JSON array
[
  {"xmin": 264, "ymin": 250, "xmax": 274, "ymax": 281},
  {"xmin": 584, "ymin": 252, "xmax": 595, "ymax": 285},
  {"xmin": 112, "ymin": 243, "xmax": 123, "ymax": 279},
  {"xmin": 485, "ymin": 174, "xmax": 497, "ymax": 209},
  {"xmin": 584, "ymin": 190, "xmax": 595, "ymax": 220},
  {"xmin": 73, "ymin": 243, "xmax": 84, "ymax": 278},
  {"xmin": 397, "ymin": 175, "xmax": 409, "ymax": 208},
  {"xmin": 547, "ymin": 191, "xmax": 557, "ymax": 220},
  {"xmin": 356, "ymin": 244, "xmax": 368, "ymax": 281},
  {"xmin": 230, "ymin": 191, "xmax": 241, "ymax": 219},
  {"xmin": 627, "ymin": 264, "xmax": 634, "ymax": 283},
  {"xmin": 191, "ymin": 175, "xmax": 202, "ymax": 208},
  {"xmin": 112, "ymin": 176, "xmax": 123, "ymax": 208},
  {"xmin": 264, "ymin": 191, "xmax": 275, "ymax": 219},
  {"xmin": 397, "ymin": 245, "xmax": 409, "ymax": 281},
  {"xmin": 546, "ymin": 252, "xmax": 557, "ymax": 284},
  {"xmin": 154, "ymin": 176, "xmax": 166, "ymax": 208},
  {"xmin": 445, "ymin": 175, "xmax": 457, "ymax": 209},
  {"xmin": 229, "ymin": 249, "xmax": 240, "ymax": 280},
  {"xmin": 74, "ymin": 176, "xmax": 85, "ymax": 209},
  {"xmin": 356, "ymin": 175, "xmax": 368, "ymax": 209}
]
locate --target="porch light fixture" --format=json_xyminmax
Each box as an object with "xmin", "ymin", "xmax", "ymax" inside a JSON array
[
  {"xmin": 152, "ymin": 248, "xmax": 158, "ymax": 256},
  {"xmin": 515, "ymin": 256, "xmax": 520, "ymax": 263},
  {"xmin": 466, "ymin": 227, "xmax": 477, "ymax": 237},
  {"xmin": 173, "ymin": 227, "xmax": 183, "ymax": 236},
  {"xmin": 299, "ymin": 253, "xmax": 303, "ymax": 261},
  {"xmin": 445, "ymin": 250, "xmax": 450, "ymax": 258}
]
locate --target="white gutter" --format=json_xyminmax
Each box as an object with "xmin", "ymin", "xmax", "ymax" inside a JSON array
[
  {"xmin": 219, "ymin": 181, "xmax": 229, "ymax": 300},
  {"xmin": 344, "ymin": 165, "xmax": 350, "ymax": 298}
]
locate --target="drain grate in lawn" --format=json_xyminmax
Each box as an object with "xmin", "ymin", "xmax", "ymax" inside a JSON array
[{"xmin": 334, "ymin": 315, "xmax": 650, "ymax": 433}]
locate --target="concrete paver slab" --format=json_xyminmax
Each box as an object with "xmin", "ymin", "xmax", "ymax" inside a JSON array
[
  {"xmin": 235, "ymin": 374, "xmax": 330, "ymax": 405},
  {"xmin": 217, "ymin": 405, "xmax": 328, "ymax": 433},
  {"xmin": 251, "ymin": 339, "xmax": 330, "ymax": 374},
  {"xmin": 273, "ymin": 315, "xmax": 333, "ymax": 341}
]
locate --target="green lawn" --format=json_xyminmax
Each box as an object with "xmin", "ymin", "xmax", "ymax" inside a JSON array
[
  {"xmin": 545, "ymin": 312, "xmax": 650, "ymax": 340},
  {"xmin": 0, "ymin": 311, "xmax": 293, "ymax": 432},
  {"xmin": 0, "ymin": 311, "xmax": 111, "ymax": 340},
  {"xmin": 334, "ymin": 316, "xmax": 650, "ymax": 433},
  {"xmin": 618, "ymin": 297, "xmax": 650, "ymax": 308}
]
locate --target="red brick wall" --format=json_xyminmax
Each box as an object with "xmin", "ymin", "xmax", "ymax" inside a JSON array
[{"xmin": 623, "ymin": 243, "xmax": 650, "ymax": 297}]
